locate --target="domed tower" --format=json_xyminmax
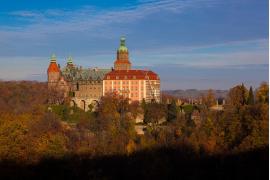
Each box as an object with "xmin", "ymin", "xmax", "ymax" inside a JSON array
[
  {"xmin": 47, "ymin": 54, "xmax": 60, "ymax": 89},
  {"xmin": 114, "ymin": 37, "xmax": 131, "ymax": 70}
]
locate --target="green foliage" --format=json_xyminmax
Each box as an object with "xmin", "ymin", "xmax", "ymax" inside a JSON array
[
  {"xmin": 182, "ymin": 104, "xmax": 194, "ymax": 113},
  {"xmin": 167, "ymin": 99, "xmax": 178, "ymax": 122},
  {"xmin": 50, "ymin": 104, "xmax": 93, "ymax": 124},
  {"xmin": 144, "ymin": 102, "xmax": 166, "ymax": 125}
]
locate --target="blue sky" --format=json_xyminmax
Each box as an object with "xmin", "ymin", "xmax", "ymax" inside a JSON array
[{"xmin": 0, "ymin": 0, "xmax": 268, "ymax": 90}]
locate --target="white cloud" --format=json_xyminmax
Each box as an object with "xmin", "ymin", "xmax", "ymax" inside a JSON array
[
  {"xmin": 130, "ymin": 38, "xmax": 269, "ymax": 67},
  {"xmin": 5, "ymin": 0, "xmax": 220, "ymax": 32},
  {"xmin": 0, "ymin": 0, "xmax": 268, "ymax": 82}
]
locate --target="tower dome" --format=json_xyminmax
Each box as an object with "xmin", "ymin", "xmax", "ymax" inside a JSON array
[{"xmin": 118, "ymin": 37, "xmax": 128, "ymax": 52}]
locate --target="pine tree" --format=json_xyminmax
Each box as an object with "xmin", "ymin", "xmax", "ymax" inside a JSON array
[
  {"xmin": 247, "ymin": 86, "xmax": 255, "ymax": 105},
  {"xmin": 167, "ymin": 99, "xmax": 177, "ymax": 122},
  {"xmin": 240, "ymin": 83, "xmax": 247, "ymax": 105},
  {"xmin": 141, "ymin": 98, "xmax": 147, "ymax": 112}
]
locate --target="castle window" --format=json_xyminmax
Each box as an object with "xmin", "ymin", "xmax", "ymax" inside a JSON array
[{"xmin": 76, "ymin": 82, "xmax": 79, "ymax": 90}]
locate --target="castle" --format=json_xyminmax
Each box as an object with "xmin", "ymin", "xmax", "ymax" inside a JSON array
[{"xmin": 47, "ymin": 37, "xmax": 160, "ymax": 111}]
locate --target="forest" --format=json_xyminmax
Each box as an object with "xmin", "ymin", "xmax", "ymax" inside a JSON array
[{"xmin": 0, "ymin": 80, "xmax": 268, "ymax": 179}]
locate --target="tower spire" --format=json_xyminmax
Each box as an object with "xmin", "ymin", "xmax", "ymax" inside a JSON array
[
  {"xmin": 48, "ymin": 53, "xmax": 60, "ymax": 73},
  {"xmin": 114, "ymin": 36, "xmax": 131, "ymax": 70},
  {"xmin": 67, "ymin": 55, "xmax": 73, "ymax": 65},
  {"xmin": 50, "ymin": 53, "xmax": 57, "ymax": 63},
  {"xmin": 120, "ymin": 36, "xmax": 126, "ymax": 46}
]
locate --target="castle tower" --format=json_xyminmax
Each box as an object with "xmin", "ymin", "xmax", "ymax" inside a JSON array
[
  {"xmin": 114, "ymin": 37, "xmax": 131, "ymax": 70},
  {"xmin": 47, "ymin": 54, "xmax": 60, "ymax": 89}
]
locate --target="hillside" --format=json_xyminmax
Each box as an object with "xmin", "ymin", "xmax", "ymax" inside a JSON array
[
  {"xmin": 163, "ymin": 89, "xmax": 228, "ymax": 99},
  {"xmin": 0, "ymin": 81, "xmax": 268, "ymax": 179}
]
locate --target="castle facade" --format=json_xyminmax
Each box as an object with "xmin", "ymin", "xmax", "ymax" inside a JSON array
[{"xmin": 47, "ymin": 37, "xmax": 160, "ymax": 111}]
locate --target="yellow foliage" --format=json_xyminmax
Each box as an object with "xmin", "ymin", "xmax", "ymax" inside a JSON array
[{"xmin": 126, "ymin": 139, "xmax": 136, "ymax": 155}]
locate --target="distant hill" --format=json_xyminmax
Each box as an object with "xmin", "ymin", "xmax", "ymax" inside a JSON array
[{"xmin": 163, "ymin": 89, "xmax": 228, "ymax": 99}]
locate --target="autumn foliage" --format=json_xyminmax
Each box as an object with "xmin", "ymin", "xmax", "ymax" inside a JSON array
[{"xmin": 0, "ymin": 80, "xmax": 268, "ymax": 178}]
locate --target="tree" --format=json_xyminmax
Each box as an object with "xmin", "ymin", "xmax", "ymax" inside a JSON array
[
  {"xmin": 256, "ymin": 82, "xmax": 269, "ymax": 104},
  {"xmin": 141, "ymin": 98, "xmax": 147, "ymax": 113},
  {"xmin": 247, "ymin": 86, "xmax": 255, "ymax": 105},
  {"xmin": 167, "ymin": 99, "xmax": 178, "ymax": 122},
  {"xmin": 47, "ymin": 88, "xmax": 65, "ymax": 105},
  {"xmin": 227, "ymin": 84, "xmax": 248, "ymax": 108},
  {"xmin": 0, "ymin": 113, "xmax": 34, "ymax": 162},
  {"xmin": 144, "ymin": 102, "xmax": 166, "ymax": 126},
  {"xmin": 202, "ymin": 89, "xmax": 216, "ymax": 109}
]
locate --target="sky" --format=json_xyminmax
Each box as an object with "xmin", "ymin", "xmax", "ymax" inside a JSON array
[{"xmin": 0, "ymin": 0, "xmax": 268, "ymax": 90}]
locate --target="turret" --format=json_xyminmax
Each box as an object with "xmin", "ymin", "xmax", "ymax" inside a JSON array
[
  {"xmin": 47, "ymin": 54, "xmax": 60, "ymax": 89},
  {"xmin": 114, "ymin": 37, "xmax": 131, "ymax": 70}
]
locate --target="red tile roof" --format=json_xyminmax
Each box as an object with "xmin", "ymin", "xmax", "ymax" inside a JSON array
[
  {"xmin": 104, "ymin": 70, "xmax": 159, "ymax": 80},
  {"xmin": 47, "ymin": 62, "xmax": 60, "ymax": 73},
  {"xmin": 114, "ymin": 60, "xmax": 131, "ymax": 64}
]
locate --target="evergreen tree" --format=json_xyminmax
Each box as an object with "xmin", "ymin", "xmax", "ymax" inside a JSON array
[
  {"xmin": 141, "ymin": 98, "xmax": 147, "ymax": 112},
  {"xmin": 247, "ymin": 86, "xmax": 255, "ymax": 105},
  {"xmin": 240, "ymin": 83, "xmax": 247, "ymax": 105},
  {"xmin": 167, "ymin": 99, "xmax": 177, "ymax": 122}
]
